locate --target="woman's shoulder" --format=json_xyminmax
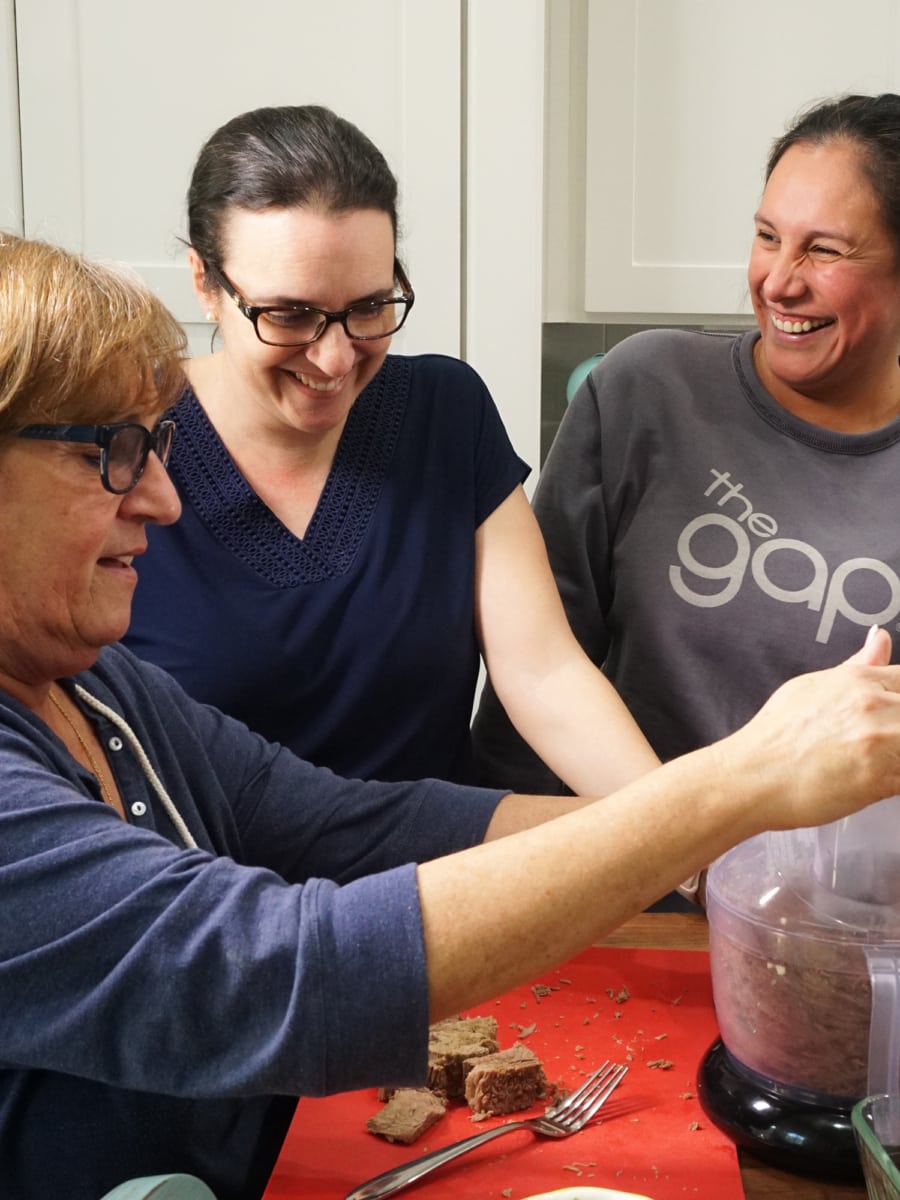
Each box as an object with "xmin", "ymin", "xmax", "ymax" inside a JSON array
[
  {"xmin": 578, "ymin": 328, "xmax": 746, "ymax": 408},
  {"xmin": 389, "ymin": 352, "xmax": 487, "ymax": 390},
  {"xmin": 602, "ymin": 327, "xmax": 742, "ymax": 371},
  {"xmin": 382, "ymin": 353, "xmax": 496, "ymax": 425},
  {"xmin": 561, "ymin": 330, "xmax": 748, "ymax": 437},
  {"xmin": 86, "ymin": 644, "xmax": 186, "ymax": 709}
]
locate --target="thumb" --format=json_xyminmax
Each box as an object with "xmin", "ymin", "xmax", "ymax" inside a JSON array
[{"xmin": 848, "ymin": 624, "xmax": 893, "ymax": 667}]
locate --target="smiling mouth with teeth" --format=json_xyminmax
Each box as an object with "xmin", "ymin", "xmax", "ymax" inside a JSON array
[
  {"xmin": 294, "ymin": 372, "xmax": 343, "ymax": 392},
  {"xmin": 770, "ymin": 314, "xmax": 832, "ymax": 334}
]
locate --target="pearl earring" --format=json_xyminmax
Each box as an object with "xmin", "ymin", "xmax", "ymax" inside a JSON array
[{"xmin": 206, "ymin": 312, "xmax": 216, "ymax": 322}]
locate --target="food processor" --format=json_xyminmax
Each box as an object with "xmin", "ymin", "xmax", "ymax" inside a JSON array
[{"xmin": 698, "ymin": 796, "xmax": 900, "ymax": 1180}]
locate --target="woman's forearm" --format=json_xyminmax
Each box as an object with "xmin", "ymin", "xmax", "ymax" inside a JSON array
[
  {"xmin": 499, "ymin": 652, "xmax": 661, "ymax": 795},
  {"xmin": 418, "ymin": 742, "xmax": 741, "ymax": 1021},
  {"xmin": 475, "ymin": 487, "xmax": 661, "ymax": 796},
  {"xmin": 422, "ymin": 634, "xmax": 900, "ymax": 1020}
]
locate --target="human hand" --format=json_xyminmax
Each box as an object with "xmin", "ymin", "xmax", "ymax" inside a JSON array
[
  {"xmin": 850, "ymin": 622, "xmax": 893, "ymax": 667},
  {"xmin": 715, "ymin": 625, "xmax": 900, "ymax": 833}
]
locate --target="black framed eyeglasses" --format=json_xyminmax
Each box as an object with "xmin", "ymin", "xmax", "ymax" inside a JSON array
[
  {"xmin": 16, "ymin": 420, "xmax": 176, "ymax": 494},
  {"xmin": 205, "ymin": 259, "xmax": 415, "ymax": 347}
]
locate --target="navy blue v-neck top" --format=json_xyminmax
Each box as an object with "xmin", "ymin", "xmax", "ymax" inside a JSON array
[{"xmin": 125, "ymin": 353, "xmax": 529, "ymax": 783}]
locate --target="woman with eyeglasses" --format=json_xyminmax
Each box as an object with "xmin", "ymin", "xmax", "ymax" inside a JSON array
[
  {"xmin": 122, "ymin": 104, "xmax": 662, "ymax": 796},
  {"xmin": 7, "ymin": 230, "xmax": 900, "ymax": 1200}
]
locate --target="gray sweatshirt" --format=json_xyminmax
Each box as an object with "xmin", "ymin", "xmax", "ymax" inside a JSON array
[{"xmin": 474, "ymin": 328, "xmax": 900, "ymax": 788}]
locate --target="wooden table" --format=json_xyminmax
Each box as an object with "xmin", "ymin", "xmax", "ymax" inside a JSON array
[{"xmin": 600, "ymin": 912, "xmax": 867, "ymax": 1200}]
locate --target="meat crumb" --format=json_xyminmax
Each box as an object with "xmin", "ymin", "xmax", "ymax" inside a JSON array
[{"xmin": 531, "ymin": 983, "xmax": 558, "ymax": 1002}]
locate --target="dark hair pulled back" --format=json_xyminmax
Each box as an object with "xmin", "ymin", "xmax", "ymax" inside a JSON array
[
  {"xmin": 766, "ymin": 93, "xmax": 900, "ymax": 257},
  {"xmin": 187, "ymin": 105, "xmax": 401, "ymax": 276}
]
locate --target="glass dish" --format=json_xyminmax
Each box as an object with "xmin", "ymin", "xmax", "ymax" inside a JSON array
[{"xmin": 853, "ymin": 1094, "xmax": 900, "ymax": 1199}]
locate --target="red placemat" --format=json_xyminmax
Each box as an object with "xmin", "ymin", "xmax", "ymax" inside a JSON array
[{"xmin": 262, "ymin": 946, "xmax": 744, "ymax": 1200}]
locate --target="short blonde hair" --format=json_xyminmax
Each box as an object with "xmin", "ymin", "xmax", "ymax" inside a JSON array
[{"xmin": 0, "ymin": 233, "xmax": 187, "ymax": 434}]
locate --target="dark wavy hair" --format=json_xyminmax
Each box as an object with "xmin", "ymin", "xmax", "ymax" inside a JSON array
[{"xmin": 766, "ymin": 93, "xmax": 900, "ymax": 258}]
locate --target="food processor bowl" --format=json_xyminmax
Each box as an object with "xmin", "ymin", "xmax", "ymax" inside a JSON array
[{"xmin": 698, "ymin": 808, "xmax": 900, "ymax": 1178}]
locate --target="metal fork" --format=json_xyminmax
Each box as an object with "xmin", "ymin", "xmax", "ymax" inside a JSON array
[{"xmin": 345, "ymin": 1059, "xmax": 628, "ymax": 1200}]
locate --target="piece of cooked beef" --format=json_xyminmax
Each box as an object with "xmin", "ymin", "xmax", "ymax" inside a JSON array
[
  {"xmin": 365, "ymin": 1088, "xmax": 447, "ymax": 1145},
  {"xmin": 463, "ymin": 1043, "xmax": 547, "ymax": 1116},
  {"xmin": 427, "ymin": 1015, "xmax": 499, "ymax": 1098}
]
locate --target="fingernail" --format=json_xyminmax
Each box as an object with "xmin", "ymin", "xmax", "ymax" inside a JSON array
[{"xmin": 866, "ymin": 624, "xmax": 880, "ymax": 645}]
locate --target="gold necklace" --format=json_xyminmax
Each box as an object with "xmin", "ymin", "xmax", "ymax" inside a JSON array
[{"xmin": 49, "ymin": 686, "xmax": 119, "ymax": 814}]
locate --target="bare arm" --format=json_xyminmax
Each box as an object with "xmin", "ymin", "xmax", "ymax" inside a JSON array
[
  {"xmin": 474, "ymin": 485, "xmax": 659, "ymax": 795},
  {"xmin": 421, "ymin": 629, "xmax": 900, "ymax": 1019}
]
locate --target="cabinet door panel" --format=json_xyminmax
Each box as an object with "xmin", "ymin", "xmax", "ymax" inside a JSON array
[
  {"xmin": 583, "ymin": 0, "xmax": 900, "ymax": 315},
  {"xmin": 16, "ymin": 0, "xmax": 461, "ymax": 356},
  {"xmin": 0, "ymin": 0, "xmax": 21, "ymax": 234}
]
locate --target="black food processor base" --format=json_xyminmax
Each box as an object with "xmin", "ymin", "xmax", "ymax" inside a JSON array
[{"xmin": 697, "ymin": 1040, "xmax": 863, "ymax": 1182}]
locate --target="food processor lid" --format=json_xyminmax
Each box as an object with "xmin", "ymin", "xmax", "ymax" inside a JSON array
[{"xmin": 708, "ymin": 820, "xmax": 900, "ymax": 946}]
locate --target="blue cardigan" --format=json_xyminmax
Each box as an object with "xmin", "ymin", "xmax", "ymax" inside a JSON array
[{"xmin": 0, "ymin": 645, "xmax": 503, "ymax": 1200}]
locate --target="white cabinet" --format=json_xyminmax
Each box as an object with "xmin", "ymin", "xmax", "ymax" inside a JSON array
[
  {"xmin": 545, "ymin": 0, "xmax": 900, "ymax": 321},
  {"xmin": 8, "ymin": 0, "xmax": 545, "ymax": 470},
  {"xmin": 14, "ymin": 0, "xmax": 462, "ymax": 359},
  {"xmin": 464, "ymin": 0, "xmax": 545, "ymax": 472},
  {"xmin": 0, "ymin": 0, "xmax": 20, "ymax": 234}
]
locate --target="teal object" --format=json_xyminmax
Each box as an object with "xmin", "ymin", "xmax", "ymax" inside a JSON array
[
  {"xmin": 566, "ymin": 352, "xmax": 604, "ymax": 403},
  {"xmin": 99, "ymin": 1176, "xmax": 217, "ymax": 1200}
]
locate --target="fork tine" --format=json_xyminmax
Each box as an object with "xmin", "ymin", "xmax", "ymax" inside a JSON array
[
  {"xmin": 546, "ymin": 1060, "xmax": 615, "ymax": 1115},
  {"xmin": 565, "ymin": 1062, "xmax": 629, "ymax": 1127}
]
